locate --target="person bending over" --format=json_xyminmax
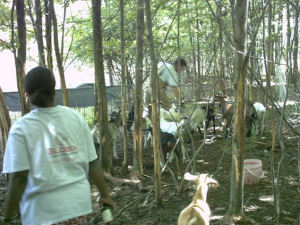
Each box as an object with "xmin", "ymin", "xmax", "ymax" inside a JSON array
[{"xmin": 144, "ymin": 58, "xmax": 187, "ymax": 120}]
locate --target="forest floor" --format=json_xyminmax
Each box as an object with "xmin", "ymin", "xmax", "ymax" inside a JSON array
[
  {"xmin": 86, "ymin": 120, "xmax": 300, "ymax": 225},
  {"xmin": 0, "ymin": 113, "xmax": 299, "ymax": 225}
]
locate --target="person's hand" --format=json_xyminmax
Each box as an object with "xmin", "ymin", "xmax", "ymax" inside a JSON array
[{"xmin": 98, "ymin": 196, "xmax": 115, "ymax": 210}]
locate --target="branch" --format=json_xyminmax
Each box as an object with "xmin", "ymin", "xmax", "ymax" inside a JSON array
[{"xmin": 205, "ymin": 0, "xmax": 234, "ymax": 47}]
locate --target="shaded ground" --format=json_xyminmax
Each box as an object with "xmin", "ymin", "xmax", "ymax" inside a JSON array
[
  {"xmin": 87, "ymin": 124, "xmax": 300, "ymax": 225},
  {"xmin": 0, "ymin": 114, "xmax": 299, "ymax": 225}
]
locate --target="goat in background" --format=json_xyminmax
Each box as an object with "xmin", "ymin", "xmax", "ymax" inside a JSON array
[
  {"xmin": 178, "ymin": 173, "xmax": 219, "ymax": 225},
  {"xmin": 214, "ymin": 94, "xmax": 233, "ymax": 136},
  {"xmin": 91, "ymin": 110, "xmax": 122, "ymax": 159}
]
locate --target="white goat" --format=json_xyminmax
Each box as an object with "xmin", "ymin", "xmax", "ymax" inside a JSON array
[
  {"xmin": 181, "ymin": 102, "xmax": 207, "ymax": 134},
  {"xmin": 253, "ymin": 102, "xmax": 266, "ymax": 135},
  {"xmin": 178, "ymin": 173, "xmax": 219, "ymax": 225}
]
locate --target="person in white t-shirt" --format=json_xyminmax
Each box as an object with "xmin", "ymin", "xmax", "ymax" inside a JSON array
[
  {"xmin": 144, "ymin": 58, "xmax": 187, "ymax": 118},
  {"xmin": 2, "ymin": 66, "xmax": 113, "ymax": 225}
]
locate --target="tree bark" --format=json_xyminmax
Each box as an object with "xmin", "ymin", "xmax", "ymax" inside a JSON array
[
  {"xmin": 15, "ymin": 0, "xmax": 29, "ymax": 115},
  {"xmin": 266, "ymin": 0, "xmax": 274, "ymax": 102},
  {"xmin": 133, "ymin": 0, "xmax": 144, "ymax": 176},
  {"xmin": 107, "ymin": 55, "xmax": 114, "ymax": 86},
  {"xmin": 0, "ymin": 87, "xmax": 11, "ymax": 158},
  {"xmin": 92, "ymin": 0, "xmax": 112, "ymax": 173},
  {"xmin": 145, "ymin": 0, "xmax": 162, "ymax": 206},
  {"xmin": 27, "ymin": 0, "xmax": 45, "ymax": 66},
  {"xmin": 227, "ymin": 0, "xmax": 249, "ymax": 218},
  {"xmin": 292, "ymin": 0, "xmax": 299, "ymax": 89},
  {"xmin": 120, "ymin": 0, "xmax": 129, "ymax": 173},
  {"xmin": 49, "ymin": 0, "xmax": 68, "ymax": 106},
  {"xmin": 216, "ymin": 0, "xmax": 225, "ymax": 93},
  {"xmin": 44, "ymin": 0, "xmax": 53, "ymax": 71}
]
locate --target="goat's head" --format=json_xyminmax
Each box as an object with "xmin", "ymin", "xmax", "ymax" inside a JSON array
[
  {"xmin": 109, "ymin": 110, "xmax": 122, "ymax": 127},
  {"xmin": 184, "ymin": 172, "xmax": 219, "ymax": 202}
]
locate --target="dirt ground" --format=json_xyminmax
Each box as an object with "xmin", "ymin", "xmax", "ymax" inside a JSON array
[
  {"xmin": 86, "ymin": 120, "xmax": 300, "ymax": 225},
  {"xmin": 1, "ymin": 114, "xmax": 299, "ymax": 225}
]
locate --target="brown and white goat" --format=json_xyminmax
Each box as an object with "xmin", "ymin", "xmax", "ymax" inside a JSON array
[
  {"xmin": 178, "ymin": 173, "xmax": 219, "ymax": 225},
  {"xmin": 215, "ymin": 94, "xmax": 233, "ymax": 136},
  {"xmin": 215, "ymin": 94, "xmax": 258, "ymax": 137}
]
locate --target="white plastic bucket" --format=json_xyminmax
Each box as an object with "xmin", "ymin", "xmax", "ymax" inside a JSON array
[{"xmin": 243, "ymin": 159, "xmax": 263, "ymax": 185}]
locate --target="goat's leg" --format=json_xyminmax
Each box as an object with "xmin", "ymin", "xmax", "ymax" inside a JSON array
[
  {"xmin": 223, "ymin": 119, "xmax": 228, "ymax": 137},
  {"xmin": 175, "ymin": 152, "xmax": 182, "ymax": 179},
  {"xmin": 260, "ymin": 114, "xmax": 265, "ymax": 135},
  {"xmin": 197, "ymin": 124, "xmax": 203, "ymax": 138},
  {"xmin": 205, "ymin": 120, "xmax": 209, "ymax": 132},
  {"xmin": 113, "ymin": 141, "xmax": 119, "ymax": 159},
  {"xmin": 212, "ymin": 116, "xmax": 216, "ymax": 134}
]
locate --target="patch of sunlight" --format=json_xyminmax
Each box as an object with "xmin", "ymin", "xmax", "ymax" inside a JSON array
[
  {"xmin": 210, "ymin": 215, "xmax": 224, "ymax": 221},
  {"xmin": 277, "ymin": 100, "xmax": 297, "ymax": 107},
  {"xmin": 205, "ymin": 137, "xmax": 217, "ymax": 145},
  {"xmin": 113, "ymin": 186, "xmax": 122, "ymax": 192},
  {"xmin": 284, "ymin": 175, "xmax": 298, "ymax": 185},
  {"xmin": 286, "ymin": 136, "xmax": 299, "ymax": 140},
  {"xmin": 259, "ymin": 195, "xmax": 274, "ymax": 203},
  {"xmin": 91, "ymin": 191, "xmax": 98, "ymax": 197},
  {"xmin": 196, "ymin": 160, "xmax": 209, "ymax": 165},
  {"xmin": 214, "ymin": 207, "xmax": 227, "ymax": 212},
  {"xmin": 245, "ymin": 204, "xmax": 261, "ymax": 212},
  {"xmin": 263, "ymin": 216, "xmax": 274, "ymax": 221},
  {"xmin": 196, "ymin": 159, "xmax": 205, "ymax": 163}
]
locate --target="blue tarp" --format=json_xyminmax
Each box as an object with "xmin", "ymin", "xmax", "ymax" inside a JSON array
[{"xmin": 3, "ymin": 84, "xmax": 122, "ymax": 112}]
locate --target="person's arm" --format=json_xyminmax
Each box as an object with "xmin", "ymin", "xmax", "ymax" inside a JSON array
[
  {"xmin": 89, "ymin": 160, "xmax": 113, "ymax": 207},
  {"xmin": 3, "ymin": 170, "xmax": 28, "ymax": 223}
]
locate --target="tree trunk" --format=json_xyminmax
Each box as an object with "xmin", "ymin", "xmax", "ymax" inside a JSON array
[
  {"xmin": 107, "ymin": 55, "xmax": 114, "ymax": 86},
  {"xmin": 50, "ymin": 0, "xmax": 68, "ymax": 106},
  {"xmin": 194, "ymin": 0, "xmax": 200, "ymax": 77},
  {"xmin": 27, "ymin": 0, "xmax": 46, "ymax": 66},
  {"xmin": 92, "ymin": 0, "xmax": 112, "ymax": 173},
  {"xmin": 120, "ymin": 0, "xmax": 129, "ymax": 173},
  {"xmin": 227, "ymin": 0, "xmax": 249, "ymax": 218},
  {"xmin": 286, "ymin": 2, "xmax": 292, "ymax": 85},
  {"xmin": 145, "ymin": 0, "xmax": 162, "ymax": 206},
  {"xmin": 216, "ymin": 0, "xmax": 225, "ymax": 93},
  {"xmin": 292, "ymin": 0, "xmax": 299, "ymax": 89},
  {"xmin": 133, "ymin": 0, "xmax": 144, "ymax": 176},
  {"xmin": 15, "ymin": 0, "xmax": 29, "ymax": 115},
  {"xmin": 44, "ymin": 0, "xmax": 53, "ymax": 71},
  {"xmin": 0, "ymin": 87, "xmax": 11, "ymax": 158}
]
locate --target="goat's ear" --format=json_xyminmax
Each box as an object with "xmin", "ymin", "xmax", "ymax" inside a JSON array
[
  {"xmin": 183, "ymin": 172, "xmax": 199, "ymax": 182},
  {"xmin": 206, "ymin": 176, "xmax": 219, "ymax": 187}
]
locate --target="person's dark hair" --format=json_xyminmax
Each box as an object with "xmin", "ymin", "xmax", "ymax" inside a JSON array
[
  {"xmin": 24, "ymin": 66, "xmax": 56, "ymax": 107},
  {"xmin": 173, "ymin": 57, "xmax": 187, "ymax": 68}
]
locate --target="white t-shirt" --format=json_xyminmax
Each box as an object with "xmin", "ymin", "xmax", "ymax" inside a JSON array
[
  {"xmin": 2, "ymin": 105, "xmax": 97, "ymax": 225},
  {"xmin": 157, "ymin": 62, "xmax": 179, "ymax": 87}
]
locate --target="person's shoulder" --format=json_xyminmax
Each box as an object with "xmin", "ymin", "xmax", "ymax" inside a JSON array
[
  {"xmin": 58, "ymin": 105, "xmax": 82, "ymax": 116},
  {"xmin": 59, "ymin": 106, "xmax": 87, "ymax": 124},
  {"xmin": 8, "ymin": 112, "xmax": 33, "ymax": 134}
]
